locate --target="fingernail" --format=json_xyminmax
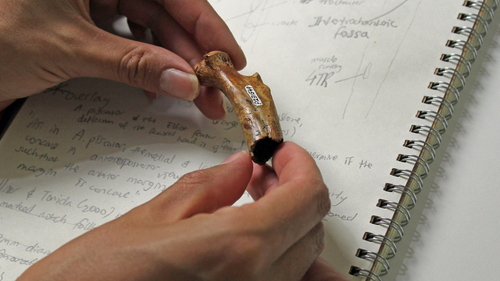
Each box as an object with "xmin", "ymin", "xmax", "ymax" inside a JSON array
[
  {"xmin": 239, "ymin": 45, "xmax": 247, "ymax": 67},
  {"xmin": 221, "ymin": 151, "xmax": 246, "ymax": 165},
  {"xmin": 240, "ymin": 45, "xmax": 246, "ymax": 57},
  {"xmin": 219, "ymin": 97, "xmax": 227, "ymax": 120},
  {"xmin": 159, "ymin": 69, "xmax": 199, "ymax": 101}
]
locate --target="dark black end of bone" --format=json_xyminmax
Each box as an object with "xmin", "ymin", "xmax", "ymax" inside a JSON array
[{"xmin": 251, "ymin": 137, "xmax": 283, "ymax": 165}]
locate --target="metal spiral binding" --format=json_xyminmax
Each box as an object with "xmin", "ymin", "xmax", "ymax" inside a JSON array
[
  {"xmin": 396, "ymin": 154, "xmax": 431, "ymax": 178},
  {"xmin": 464, "ymin": 1, "xmax": 496, "ymax": 23},
  {"xmin": 440, "ymin": 53, "xmax": 472, "ymax": 77},
  {"xmin": 377, "ymin": 199, "xmax": 412, "ymax": 226},
  {"xmin": 410, "ymin": 125, "xmax": 443, "ymax": 148},
  {"xmin": 403, "ymin": 139, "xmax": 437, "ymax": 163},
  {"xmin": 446, "ymin": 40, "xmax": 479, "ymax": 63},
  {"xmin": 355, "ymin": 249, "xmax": 391, "ymax": 275},
  {"xmin": 452, "ymin": 26, "xmax": 484, "ymax": 49},
  {"xmin": 429, "ymin": 80, "xmax": 462, "ymax": 103},
  {"xmin": 349, "ymin": 267, "xmax": 383, "ymax": 281},
  {"xmin": 384, "ymin": 183, "xmax": 418, "ymax": 208},
  {"xmin": 350, "ymin": 1, "xmax": 496, "ymax": 280},
  {"xmin": 422, "ymin": 96, "xmax": 455, "ymax": 120},
  {"xmin": 458, "ymin": 13, "xmax": 490, "ymax": 36},
  {"xmin": 434, "ymin": 67, "xmax": 467, "ymax": 91},
  {"xmin": 370, "ymin": 216, "xmax": 404, "ymax": 241},
  {"xmin": 363, "ymin": 232, "xmax": 398, "ymax": 259},
  {"xmin": 390, "ymin": 168, "xmax": 425, "ymax": 194},
  {"xmin": 416, "ymin": 110, "xmax": 449, "ymax": 134}
]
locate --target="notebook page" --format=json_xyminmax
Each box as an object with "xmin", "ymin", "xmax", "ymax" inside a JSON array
[{"xmin": 0, "ymin": 0, "xmax": 474, "ymax": 279}]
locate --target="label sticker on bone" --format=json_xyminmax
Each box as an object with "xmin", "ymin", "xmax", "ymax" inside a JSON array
[{"xmin": 245, "ymin": 85, "xmax": 263, "ymax": 106}]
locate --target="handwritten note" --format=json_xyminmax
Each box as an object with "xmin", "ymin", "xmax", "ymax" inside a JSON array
[{"xmin": 0, "ymin": 0, "xmax": 474, "ymax": 279}]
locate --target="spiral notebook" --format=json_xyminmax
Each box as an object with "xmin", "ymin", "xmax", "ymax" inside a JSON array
[{"xmin": 0, "ymin": 0, "xmax": 497, "ymax": 280}]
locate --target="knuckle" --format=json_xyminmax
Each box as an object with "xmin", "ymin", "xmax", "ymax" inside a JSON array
[
  {"xmin": 119, "ymin": 46, "xmax": 150, "ymax": 87},
  {"xmin": 233, "ymin": 234, "xmax": 265, "ymax": 260},
  {"xmin": 224, "ymin": 234, "xmax": 268, "ymax": 276},
  {"xmin": 311, "ymin": 179, "xmax": 331, "ymax": 218},
  {"xmin": 313, "ymin": 222, "xmax": 326, "ymax": 255},
  {"xmin": 177, "ymin": 169, "xmax": 216, "ymax": 188},
  {"xmin": 287, "ymin": 173, "xmax": 332, "ymax": 224}
]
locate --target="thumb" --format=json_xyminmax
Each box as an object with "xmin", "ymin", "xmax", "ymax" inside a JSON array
[
  {"xmin": 144, "ymin": 151, "xmax": 253, "ymax": 222},
  {"xmin": 72, "ymin": 26, "xmax": 199, "ymax": 101}
]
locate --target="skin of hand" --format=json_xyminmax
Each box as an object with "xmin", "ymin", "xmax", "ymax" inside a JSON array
[
  {"xmin": 0, "ymin": 0, "xmax": 246, "ymax": 119},
  {"xmin": 17, "ymin": 142, "xmax": 348, "ymax": 281}
]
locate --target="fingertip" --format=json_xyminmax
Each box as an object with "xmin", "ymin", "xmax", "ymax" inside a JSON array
[
  {"xmin": 218, "ymin": 150, "xmax": 253, "ymax": 184},
  {"xmin": 247, "ymin": 162, "xmax": 279, "ymax": 200},
  {"xmin": 231, "ymin": 46, "xmax": 247, "ymax": 70},
  {"xmin": 272, "ymin": 141, "xmax": 308, "ymax": 166},
  {"xmin": 271, "ymin": 141, "xmax": 322, "ymax": 181},
  {"xmin": 193, "ymin": 87, "xmax": 226, "ymax": 120},
  {"xmin": 219, "ymin": 95, "xmax": 228, "ymax": 120},
  {"xmin": 220, "ymin": 150, "xmax": 250, "ymax": 165},
  {"xmin": 213, "ymin": 150, "xmax": 253, "ymax": 203}
]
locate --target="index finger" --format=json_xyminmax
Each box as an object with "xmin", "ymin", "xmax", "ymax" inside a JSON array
[
  {"xmin": 160, "ymin": 0, "xmax": 246, "ymax": 69},
  {"xmin": 252, "ymin": 142, "xmax": 331, "ymax": 254}
]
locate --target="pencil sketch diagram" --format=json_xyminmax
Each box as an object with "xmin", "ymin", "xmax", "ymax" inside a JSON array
[
  {"xmin": 223, "ymin": 0, "xmax": 288, "ymax": 49},
  {"xmin": 214, "ymin": 0, "xmax": 416, "ymax": 121},
  {"xmin": 362, "ymin": 0, "xmax": 415, "ymax": 119},
  {"xmin": 325, "ymin": 0, "xmax": 414, "ymax": 119}
]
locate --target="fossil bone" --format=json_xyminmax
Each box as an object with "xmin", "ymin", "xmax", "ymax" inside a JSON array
[{"xmin": 194, "ymin": 51, "xmax": 283, "ymax": 165}]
